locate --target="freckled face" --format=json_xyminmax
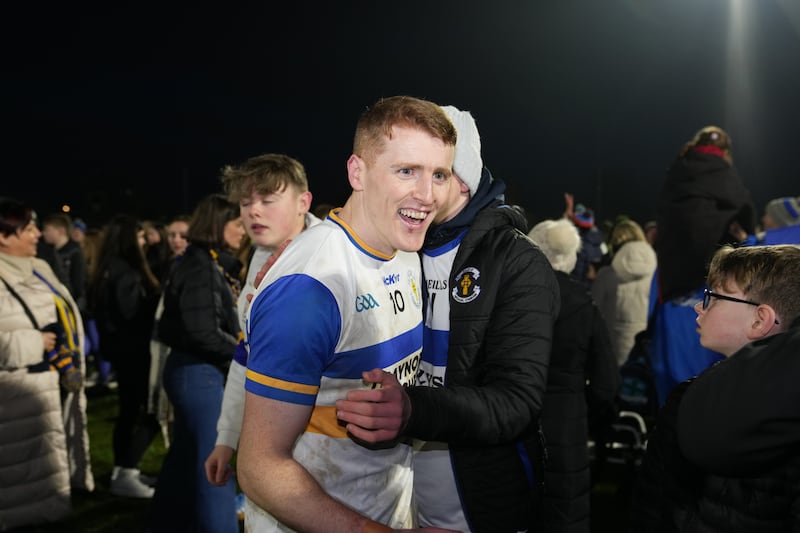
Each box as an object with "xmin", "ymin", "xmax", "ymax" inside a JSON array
[{"xmin": 350, "ymin": 126, "xmax": 454, "ymax": 255}]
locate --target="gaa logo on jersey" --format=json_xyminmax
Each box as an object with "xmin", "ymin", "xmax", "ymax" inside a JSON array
[
  {"xmin": 355, "ymin": 293, "xmax": 380, "ymax": 312},
  {"xmin": 407, "ymin": 270, "xmax": 421, "ymax": 308},
  {"xmin": 452, "ymin": 267, "xmax": 481, "ymax": 303}
]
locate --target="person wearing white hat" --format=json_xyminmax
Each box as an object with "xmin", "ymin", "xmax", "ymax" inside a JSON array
[{"xmin": 337, "ymin": 104, "xmax": 561, "ymax": 533}]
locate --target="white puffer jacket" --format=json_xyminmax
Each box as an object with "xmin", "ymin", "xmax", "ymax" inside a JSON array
[
  {"xmin": 0, "ymin": 252, "xmax": 94, "ymax": 529},
  {"xmin": 592, "ymin": 240, "xmax": 657, "ymax": 365}
]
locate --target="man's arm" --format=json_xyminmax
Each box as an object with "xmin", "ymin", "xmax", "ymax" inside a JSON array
[{"xmin": 237, "ymin": 391, "xmax": 376, "ymax": 533}]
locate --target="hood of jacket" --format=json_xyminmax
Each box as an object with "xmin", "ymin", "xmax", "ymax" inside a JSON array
[{"xmin": 611, "ymin": 240, "xmax": 657, "ymax": 283}]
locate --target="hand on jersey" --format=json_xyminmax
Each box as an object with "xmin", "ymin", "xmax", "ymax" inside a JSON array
[{"xmin": 336, "ymin": 368, "xmax": 411, "ymax": 443}]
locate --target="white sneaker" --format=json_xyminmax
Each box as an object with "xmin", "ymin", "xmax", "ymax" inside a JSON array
[
  {"xmin": 110, "ymin": 466, "xmax": 155, "ymax": 498},
  {"xmin": 138, "ymin": 472, "xmax": 158, "ymax": 487}
]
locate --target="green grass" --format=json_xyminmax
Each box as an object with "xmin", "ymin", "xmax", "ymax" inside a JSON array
[
  {"xmin": 13, "ymin": 388, "xmax": 633, "ymax": 532},
  {"xmin": 16, "ymin": 389, "xmax": 167, "ymax": 533}
]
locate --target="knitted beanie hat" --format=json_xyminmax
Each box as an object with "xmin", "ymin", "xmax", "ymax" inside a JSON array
[
  {"xmin": 572, "ymin": 204, "xmax": 595, "ymax": 229},
  {"xmin": 765, "ymin": 197, "xmax": 800, "ymax": 227},
  {"xmin": 441, "ymin": 105, "xmax": 483, "ymax": 197}
]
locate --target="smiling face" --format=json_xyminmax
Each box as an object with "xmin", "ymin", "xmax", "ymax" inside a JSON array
[
  {"xmin": 344, "ymin": 125, "xmax": 454, "ymax": 255},
  {"xmin": 166, "ymin": 220, "xmax": 189, "ymax": 256},
  {"xmin": 694, "ymin": 283, "xmax": 758, "ymax": 357},
  {"xmin": 0, "ymin": 221, "xmax": 41, "ymax": 258},
  {"xmin": 239, "ymin": 185, "xmax": 311, "ymax": 251}
]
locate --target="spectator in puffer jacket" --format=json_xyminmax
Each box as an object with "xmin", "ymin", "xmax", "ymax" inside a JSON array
[
  {"xmin": 528, "ymin": 217, "xmax": 620, "ymax": 533},
  {"xmin": 0, "ymin": 197, "xmax": 94, "ymax": 530},
  {"xmin": 592, "ymin": 219, "xmax": 657, "ymax": 365}
]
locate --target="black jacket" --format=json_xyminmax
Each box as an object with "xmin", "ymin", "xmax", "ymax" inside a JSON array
[
  {"xmin": 656, "ymin": 150, "xmax": 755, "ymax": 301},
  {"xmin": 540, "ymin": 271, "xmax": 620, "ymax": 533},
  {"xmin": 407, "ymin": 201, "xmax": 560, "ymax": 533},
  {"xmin": 678, "ymin": 319, "xmax": 800, "ymax": 476},
  {"xmin": 632, "ymin": 322, "xmax": 800, "ymax": 531},
  {"xmin": 158, "ymin": 245, "xmax": 241, "ymax": 372},
  {"xmin": 91, "ymin": 256, "xmax": 159, "ymax": 359},
  {"xmin": 56, "ymin": 239, "xmax": 88, "ymax": 312}
]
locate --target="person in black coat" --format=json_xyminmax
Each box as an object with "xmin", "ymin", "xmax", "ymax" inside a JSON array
[
  {"xmin": 650, "ymin": 126, "xmax": 757, "ymax": 404},
  {"xmin": 655, "ymin": 125, "xmax": 756, "ymax": 302},
  {"xmin": 528, "ymin": 218, "xmax": 620, "ymax": 533},
  {"xmin": 89, "ymin": 214, "xmax": 161, "ymax": 498},
  {"xmin": 336, "ymin": 105, "xmax": 561, "ymax": 533},
  {"xmin": 149, "ymin": 194, "xmax": 245, "ymax": 533}
]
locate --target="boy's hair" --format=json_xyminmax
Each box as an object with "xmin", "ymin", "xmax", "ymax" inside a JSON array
[
  {"xmin": 221, "ymin": 153, "xmax": 308, "ymax": 204},
  {"xmin": 42, "ymin": 213, "xmax": 72, "ymax": 232},
  {"xmin": 353, "ymin": 95, "xmax": 457, "ymax": 165},
  {"xmin": 707, "ymin": 245, "xmax": 800, "ymax": 327}
]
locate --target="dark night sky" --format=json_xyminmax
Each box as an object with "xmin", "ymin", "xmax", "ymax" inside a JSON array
[{"xmin": 6, "ymin": 1, "xmax": 800, "ymax": 229}]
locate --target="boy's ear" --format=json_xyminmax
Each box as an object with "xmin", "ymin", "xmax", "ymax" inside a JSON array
[
  {"xmin": 298, "ymin": 190, "xmax": 312, "ymax": 213},
  {"xmin": 748, "ymin": 304, "xmax": 780, "ymax": 340}
]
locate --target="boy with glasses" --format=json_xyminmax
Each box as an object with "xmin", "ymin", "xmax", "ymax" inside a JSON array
[{"xmin": 632, "ymin": 244, "xmax": 800, "ymax": 532}]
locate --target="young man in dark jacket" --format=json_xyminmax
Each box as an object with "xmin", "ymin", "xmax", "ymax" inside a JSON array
[
  {"xmin": 337, "ymin": 105, "xmax": 561, "ymax": 533},
  {"xmin": 631, "ymin": 244, "xmax": 800, "ymax": 532}
]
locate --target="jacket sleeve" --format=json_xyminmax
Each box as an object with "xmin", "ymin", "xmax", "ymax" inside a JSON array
[
  {"xmin": 67, "ymin": 247, "xmax": 88, "ymax": 311},
  {"xmin": 406, "ymin": 240, "xmax": 559, "ymax": 445},
  {"xmin": 216, "ymin": 359, "xmax": 246, "ymax": 448}
]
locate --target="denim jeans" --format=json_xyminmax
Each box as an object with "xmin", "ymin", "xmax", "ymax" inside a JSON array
[{"xmin": 149, "ymin": 350, "xmax": 237, "ymax": 533}]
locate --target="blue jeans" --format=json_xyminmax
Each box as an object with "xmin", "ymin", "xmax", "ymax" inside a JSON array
[{"xmin": 149, "ymin": 351, "xmax": 237, "ymax": 533}]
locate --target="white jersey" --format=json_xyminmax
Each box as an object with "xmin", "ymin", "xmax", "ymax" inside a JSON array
[
  {"xmin": 215, "ymin": 213, "xmax": 321, "ymax": 450},
  {"xmin": 244, "ymin": 210, "xmax": 422, "ymax": 531},
  {"xmin": 414, "ymin": 231, "xmax": 472, "ymax": 533}
]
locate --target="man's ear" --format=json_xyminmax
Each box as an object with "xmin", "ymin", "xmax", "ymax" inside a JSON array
[
  {"xmin": 346, "ymin": 155, "xmax": 365, "ymax": 191},
  {"xmin": 748, "ymin": 304, "xmax": 781, "ymax": 339}
]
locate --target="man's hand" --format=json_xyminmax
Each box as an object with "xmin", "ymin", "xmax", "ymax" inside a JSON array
[
  {"xmin": 335, "ymin": 369, "xmax": 411, "ymax": 443},
  {"xmin": 563, "ymin": 192, "xmax": 575, "ymax": 219},
  {"xmin": 204, "ymin": 445, "xmax": 235, "ymax": 486}
]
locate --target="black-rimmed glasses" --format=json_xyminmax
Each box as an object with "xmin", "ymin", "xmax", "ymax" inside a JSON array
[
  {"xmin": 702, "ymin": 288, "xmax": 780, "ymax": 325},
  {"xmin": 702, "ymin": 288, "xmax": 759, "ymax": 310}
]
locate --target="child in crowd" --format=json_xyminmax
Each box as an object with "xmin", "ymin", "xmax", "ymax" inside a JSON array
[{"xmin": 631, "ymin": 244, "xmax": 800, "ymax": 532}]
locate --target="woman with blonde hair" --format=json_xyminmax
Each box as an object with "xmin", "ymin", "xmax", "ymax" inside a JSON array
[{"xmin": 592, "ymin": 219, "xmax": 657, "ymax": 365}]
